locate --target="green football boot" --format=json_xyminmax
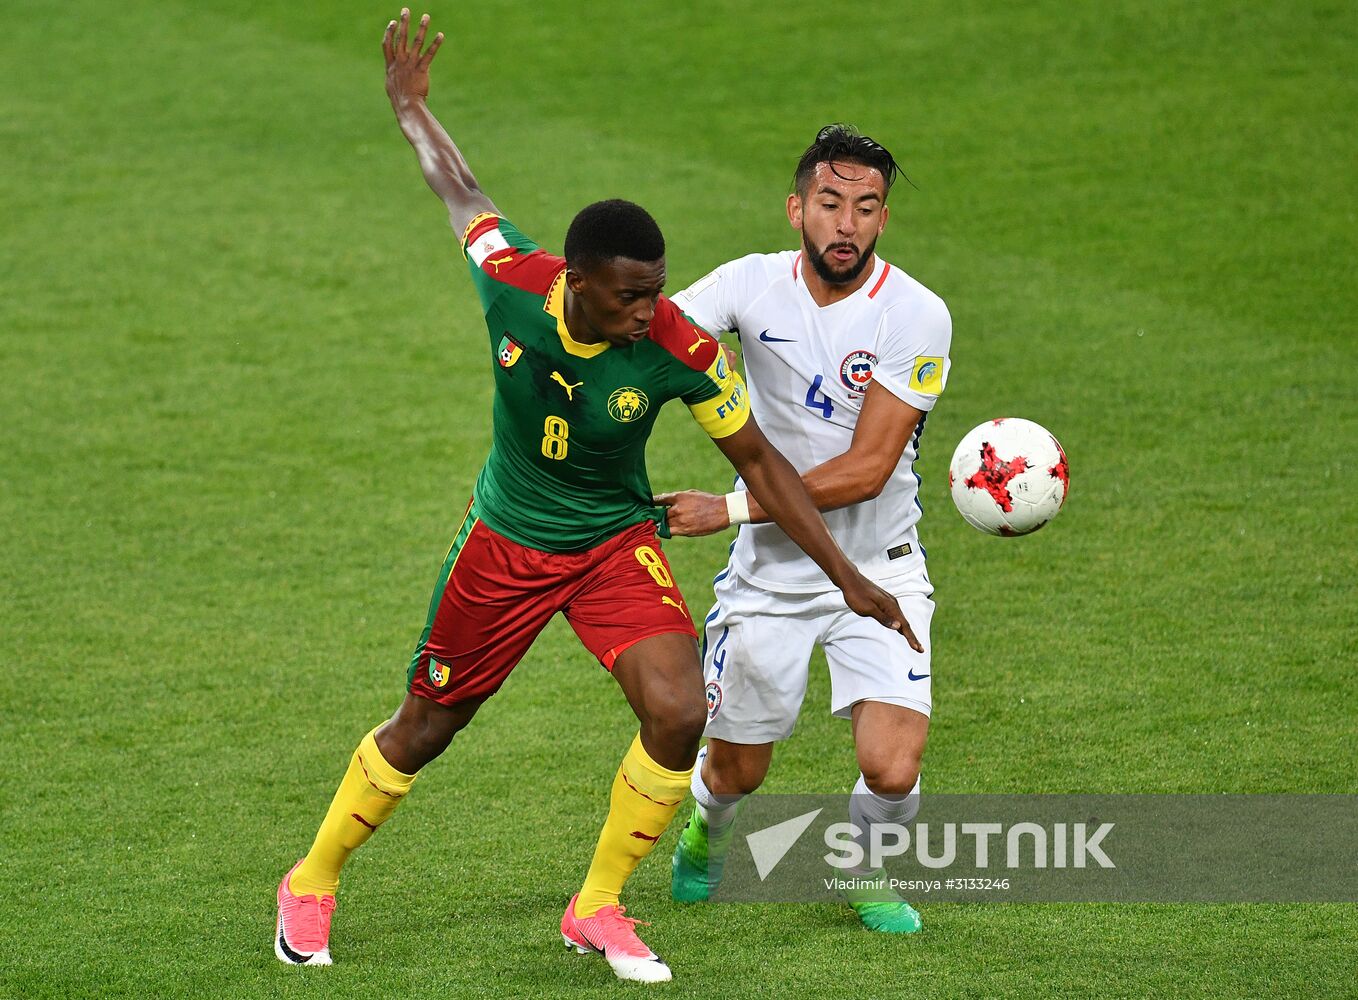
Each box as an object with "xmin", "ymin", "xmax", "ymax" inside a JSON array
[
  {"xmin": 671, "ymin": 803, "xmax": 737, "ymax": 902},
  {"xmin": 841, "ymin": 872, "xmax": 923, "ymax": 934}
]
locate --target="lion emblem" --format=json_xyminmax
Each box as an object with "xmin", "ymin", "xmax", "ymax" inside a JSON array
[{"xmin": 607, "ymin": 387, "xmax": 650, "ymax": 423}]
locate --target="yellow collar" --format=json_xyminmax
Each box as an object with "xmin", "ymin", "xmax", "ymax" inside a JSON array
[{"xmin": 544, "ymin": 270, "xmax": 610, "ymax": 358}]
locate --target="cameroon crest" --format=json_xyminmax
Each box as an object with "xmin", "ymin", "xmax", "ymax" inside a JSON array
[
  {"xmin": 607, "ymin": 386, "xmax": 649, "ymax": 423},
  {"xmin": 497, "ymin": 334, "xmax": 523, "ymax": 369}
]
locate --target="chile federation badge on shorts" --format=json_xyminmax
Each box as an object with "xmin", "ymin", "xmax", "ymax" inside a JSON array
[{"xmin": 705, "ymin": 681, "xmax": 723, "ymax": 719}]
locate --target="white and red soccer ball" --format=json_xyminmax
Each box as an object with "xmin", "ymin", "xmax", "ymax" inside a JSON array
[{"xmin": 948, "ymin": 418, "xmax": 1069, "ymax": 536}]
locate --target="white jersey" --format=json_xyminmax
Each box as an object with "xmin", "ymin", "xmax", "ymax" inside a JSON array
[{"xmin": 672, "ymin": 250, "xmax": 951, "ymax": 593}]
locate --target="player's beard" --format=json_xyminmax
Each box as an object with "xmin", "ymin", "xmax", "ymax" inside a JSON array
[{"xmin": 803, "ymin": 233, "xmax": 878, "ymax": 285}]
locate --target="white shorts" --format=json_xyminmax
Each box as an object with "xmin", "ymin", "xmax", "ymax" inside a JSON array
[{"xmin": 701, "ymin": 569, "xmax": 934, "ymax": 744}]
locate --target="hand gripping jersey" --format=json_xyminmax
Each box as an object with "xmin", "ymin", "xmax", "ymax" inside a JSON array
[
  {"xmin": 461, "ymin": 213, "xmax": 750, "ymax": 552},
  {"xmin": 673, "ymin": 251, "xmax": 951, "ymax": 592}
]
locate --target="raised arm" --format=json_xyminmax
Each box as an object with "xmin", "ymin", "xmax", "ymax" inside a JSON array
[{"xmin": 383, "ymin": 9, "xmax": 498, "ymax": 236}]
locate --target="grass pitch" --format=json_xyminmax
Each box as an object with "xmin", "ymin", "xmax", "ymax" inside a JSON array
[{"xmin": 2, "ymin": 2, "xmax": 1355, "ymax": 997}]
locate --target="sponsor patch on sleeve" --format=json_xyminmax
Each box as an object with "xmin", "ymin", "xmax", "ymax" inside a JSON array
[
  {"xmin": 674, "ymin": 269, "xmax": 719, "ymax": 307},
  {"xmin": 466, "ymin": 221, "xmax": 512, "ymax": 267},
  {"xmin": 910, "ymin": 355, "xmax": 945, "ymax": 395}
]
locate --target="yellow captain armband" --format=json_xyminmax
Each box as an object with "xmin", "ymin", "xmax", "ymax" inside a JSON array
[{"xmin": 688, "ymin": 367, "xmax": 750, "ymax": 439}]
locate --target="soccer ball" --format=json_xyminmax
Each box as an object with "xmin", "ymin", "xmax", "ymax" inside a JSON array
[{"xmin": 948, "ymin": 418, "xmax": 1069, "ymax": 536}]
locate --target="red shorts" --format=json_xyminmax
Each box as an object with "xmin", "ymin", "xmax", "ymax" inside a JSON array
[{"xmin": 405, "ymin": 500, "xmax": 697, "ymax": 705}]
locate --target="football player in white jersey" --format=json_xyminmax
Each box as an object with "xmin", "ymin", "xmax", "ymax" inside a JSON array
[{"xmin": 659, "ymin": 125, "xmax": 951, "ymax": 933}]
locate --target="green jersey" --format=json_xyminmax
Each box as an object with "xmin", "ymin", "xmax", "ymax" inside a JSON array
[{"xmin": 460, "ymin": 213, "xmax": 749, "ymax": 552}]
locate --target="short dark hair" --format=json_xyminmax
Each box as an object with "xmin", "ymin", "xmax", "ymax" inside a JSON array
[
  {"xmin": 563, "ymin": 198, "xmax": 665, "ymax": 270},
  {"xmin": 793, "ymin": 124, "xmax": 901, "ymax": 199}
]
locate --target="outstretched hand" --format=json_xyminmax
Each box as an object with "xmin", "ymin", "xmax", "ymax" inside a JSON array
[
  {"xmin": 654, "ymin": 490, "xmax": 730, "ymax": 537},
  {"xmin": 383, "ymin": 8, "xmax": 444, "ymax": 105},
  {"xmin": 839, "ymin": 574, "xmax": 925, "ymax": 651}
]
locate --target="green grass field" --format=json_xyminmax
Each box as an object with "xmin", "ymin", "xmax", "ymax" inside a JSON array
[{"xmin": 3, "ymin": 1, "xmax": 1355, "ymax": 996}]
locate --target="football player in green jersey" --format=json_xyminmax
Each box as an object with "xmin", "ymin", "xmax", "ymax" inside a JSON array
[{"xmin": 275, "ymin": 9, "xmax": 922, "ymax": 984}]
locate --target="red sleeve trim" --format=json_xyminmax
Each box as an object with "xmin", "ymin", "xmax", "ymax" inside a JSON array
[
  {"xmin": 462, "ymin": 214, "xmax": 564, "ymax": 297},
  {"xmin": 462, "ymin": 212, "xmax": 501, "ymax": 250},
  {"xmin": 649, "ymin": 297, "xmax": 720, "ymax": 371},
  {"xmin": 479, "ymin": 249, "xmax": 566, "ymax": 297}
]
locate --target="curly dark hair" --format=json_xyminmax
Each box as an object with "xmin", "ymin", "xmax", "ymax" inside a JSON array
[{"xmin": 563, "ymin": 198, "xmax": 665, "ymax": 270}]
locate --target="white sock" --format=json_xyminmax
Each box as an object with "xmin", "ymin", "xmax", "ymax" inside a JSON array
[
  {"xmin": 848, "ymin": 773, "xmax": 921, "ymax": 876},
  {"xmin": 690, "ymin": 745, "xmax": 745, "ymax": 831}
]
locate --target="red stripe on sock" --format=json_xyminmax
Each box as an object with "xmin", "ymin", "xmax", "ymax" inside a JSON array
[
  {"xmin": 629, "ymin": 830, "xmax": 661, "ymax": 843},
  {"xmin": 620, "ymin": 768, "xmax": 683, "ymax": 808},
  {"xmin": 357, "ymin": 753, "xmax": 405, "ymax": 799},
  {"xmin": 351, "ymin": 813, "xmax": 378, "ymax": 831}
]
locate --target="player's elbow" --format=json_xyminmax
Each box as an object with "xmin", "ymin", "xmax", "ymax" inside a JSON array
[{"xmin": 852, "ymin": 464, "xmax": 894, "ymax": 502}]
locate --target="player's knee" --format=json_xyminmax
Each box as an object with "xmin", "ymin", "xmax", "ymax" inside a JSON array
[
  {"xmin": 379, "ymin": 695, "xmax": 482, "ymax": 772},
  {"xmin": 860, "ymin": 759, "xmax": 921, "ymax": 798},
  {"xmin": 662, "ymin": 696, "xmax": 709, "ymax": 747},
  {"xmin": 706, "ymin": 747, "xmax": 768, "ymax": 796},
  {"xmin": 378, "ymin": 721, "xmax": 449, "ymax": 773},
  {"xmin": 642, "ymin": 691, "xmax": 707, "ymax": 755},
  {"xmin": 409, "ymin": 722, "xmax": 458, "ymax": 765}
]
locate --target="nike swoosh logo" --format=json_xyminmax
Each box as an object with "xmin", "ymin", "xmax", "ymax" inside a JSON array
[
  {"xmin": 908, "ymin": 669, "xmax": 930, "ymax": 681},
  {"xmin": 758, "ymin": 329, "xmax": 795, "ymax": 343},
  {"xmin": 277, "ymin": 922, "xmax": 315, "ymax": 964}
]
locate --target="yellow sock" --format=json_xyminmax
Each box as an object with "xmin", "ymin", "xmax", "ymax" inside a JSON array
[
  {"xmin": 290, "ymin": 727, "xmax": 417, "ymax": 897},
  {"xmin": 575, "ymin": 733, "xmax": 693, "ymax": 917}
]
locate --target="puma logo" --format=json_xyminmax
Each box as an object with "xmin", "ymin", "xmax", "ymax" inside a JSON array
[
  {"xmin": 662, "ymin": 595, "xmax": 687, "ymax": 613},
  {"xmin": 487, "ymin": 254, "xmax": 513, "ymax": 273},
  {"xmin": 687, "ymin": 332, "xmax": 706, "ymax": 355},
  {"xmin": 550, "ymin": 371, "xmax": 583, "ymax": 400}
]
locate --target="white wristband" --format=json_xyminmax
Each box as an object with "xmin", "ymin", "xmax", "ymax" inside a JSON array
[{"xmin": 724, "ymin": 491, "xmax": 752, "ymax": 526}]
